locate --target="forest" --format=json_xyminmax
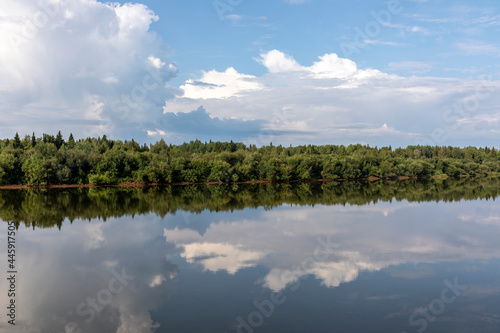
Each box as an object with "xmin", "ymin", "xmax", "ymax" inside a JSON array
[{"xmin": 0, "ymin": 132, "xmax": 499, "ymax": 185}]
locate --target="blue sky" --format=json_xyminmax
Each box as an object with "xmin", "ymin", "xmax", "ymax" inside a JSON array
[
  {"xmin": 132, "ymin": 0, "xmax": 500, "ymax": 83},
  {"xmin": 1, "ymin": 0, "xmax": 499, "ymax": 147}
]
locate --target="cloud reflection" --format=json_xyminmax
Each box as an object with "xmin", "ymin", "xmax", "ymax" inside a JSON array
[
  {"xmin": 0, "ymin": 216, "xmax": 178, "ymax": 333},
  {"xmin": 164, "ymin": 200, "xmax": 500, "ymax": 291},
  {"xmin": 1, "ymin": 198, "xmax": 499, "ymax": 332}
]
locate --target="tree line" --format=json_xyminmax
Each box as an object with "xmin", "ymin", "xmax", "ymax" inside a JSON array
[{"xmin": 0, "ymin": 132, "xmax": 499, "ymax": 185}]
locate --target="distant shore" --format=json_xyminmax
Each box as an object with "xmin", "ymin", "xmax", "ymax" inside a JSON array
[{"xmin": 2, "ymin": 135, "xmax": 498, "ymax": 188}]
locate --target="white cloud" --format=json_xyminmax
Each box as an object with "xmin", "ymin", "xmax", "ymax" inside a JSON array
[
  {"xmin": 364, "ymin": 39, "xmax": 407, "ymax": 46},
  {"xmin": 309, "ymin": 53, "xmax": 359, "ymax": 79},
  {"xmin": 225, "ymin": 14, "xmax": 242, "ymax": 22},
  {"xmin": 147, "ymin": 129, "xmax": 167, "ymax": 136},
  {"xmin": 457, "ymin": 40, "xmax": 500, "ymax": 56},
  {"xmin": 180, "ymin": 67, "xmax": 263, "ymax": 100},
  {"xmin": 1, "ymin": 1, "xmax": 500, "ymax": 147},
  {"xmin": 168, "ymin": 50, "xmax": 500, "ymax": 147},
  {"xmin": 256, "ymin": 49, "xmax": 304, "ymax": 73},
  {"xmin": 148, "ymin": 56, "xmax": 166, "ymax": 69},
  {"xmin": 0, "ymin": 0, "xmax": 177, "ymax": 140},
  {"xmin": 255, "ymin": 50, "xmax": 381, "ymax": 80}
]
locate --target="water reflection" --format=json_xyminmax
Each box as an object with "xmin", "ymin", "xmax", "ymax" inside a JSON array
[
  {"xmin": 0, "ymin": 179, "xmax": 499, "ymax": 332},
  {"xmin": 0, "ymin": 216, "xmax": 178, "ymax": 333},
  {"xmin": 164, "ymin": 200, "xmax": 500, "ymax": 291},
  {"xmin": 0, "ymin": 177, "xmax": 498, "ymax": 229},
  {"xmin": 160, "ymin": 200, "xmax": 500, "ymax": 333}
]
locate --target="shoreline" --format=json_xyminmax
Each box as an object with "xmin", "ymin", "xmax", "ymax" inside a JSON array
[{"xmin": 0, "ymin": 174, "xmax": 484, "ymax": 190}]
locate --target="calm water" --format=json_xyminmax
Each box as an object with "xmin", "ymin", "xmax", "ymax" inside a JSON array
[{"xmin": 1, "ymin": 179, "xmax": 499, "ymax": 333}]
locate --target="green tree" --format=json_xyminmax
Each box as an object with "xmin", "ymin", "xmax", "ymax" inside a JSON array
[
  {"xmin": 208, "ymin": 160, "xmax": 231, "ymax": 182},
  {"xmin": 55, "ymin": 131, "xmax": 64, "ymax": 149},
  {"xmin": 21, "ymin": 143, "xmax": 64, "ymax": 185},
  {"xmin": 68, "ymin": 133, "xmax": 76, "ymax": 149},
  {"xmin": 13, "ymin": 133, "xmax": 21, "ymax": 149}
]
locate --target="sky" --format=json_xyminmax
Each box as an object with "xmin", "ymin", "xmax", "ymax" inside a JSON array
[{"xmin": 1, "ymin": 0, "xmax": 499, "ymax": 147}]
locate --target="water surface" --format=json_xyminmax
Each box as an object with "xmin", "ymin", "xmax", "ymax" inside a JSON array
[{"xmin": 1, "ymin": 178, "xmax": 499, "ymax": 333}]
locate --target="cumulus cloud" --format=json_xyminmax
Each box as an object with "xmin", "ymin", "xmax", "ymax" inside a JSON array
[
  {"xmin": 2, "ymin": 1, "xmax": 500, "ymax": 147},
  {"xmin": 157, "ymin": 106, "xmax": 271, "ymax": 142},
  {"xmin": 166, "ymin": 49, "xmax": 500, "ymax": 147},
  {"xmin": 179, "ymin": 67, "xmax": 263, "ymax": 100},
  {"xmin": 256, "ymin": 49, "xmax": 304, "ymax": 73},
  {"xmin": 0, "ymin": 0, "xmax": 177, "ymax": 141},
  {"xmin": 309, "ymin": 53, "xmax": 361, "ymax": 79},
  {"xmin": 255, "ymin": 50, "xmax": 381, "ymax": 80}
]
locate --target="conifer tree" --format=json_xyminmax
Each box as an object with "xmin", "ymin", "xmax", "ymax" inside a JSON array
[
  {"xmin": 55, "ymin": 131, "xmax": 64, "ymax": 149},
  {"xmin": 68, "ymin": 133, "xmax": 76, "ymax": 149},
  {"xmin": 13, "ymin": 132, "xmax": 21, "ymax": 149}
]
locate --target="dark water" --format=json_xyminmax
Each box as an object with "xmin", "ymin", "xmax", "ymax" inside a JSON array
[{"xmin": 1, "ymin": 178, "xmax": 499, "ymax": 333}]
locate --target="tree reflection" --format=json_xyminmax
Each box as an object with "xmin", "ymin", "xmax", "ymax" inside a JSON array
[{"xmin": 0, "ymin": 177, "xmax": 498, "ymax": 229}]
